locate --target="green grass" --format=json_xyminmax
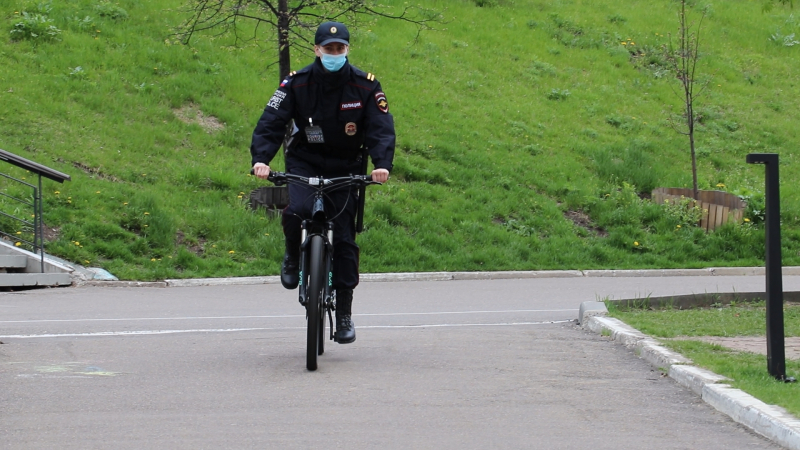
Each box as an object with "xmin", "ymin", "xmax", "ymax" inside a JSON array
[
  {"xmin": 610, "ymin": 301, "xmax": 800, "ymax": 416},
  {"xmin": 1, "ymin": 0, "xmax": 800, "ymax": 280}
]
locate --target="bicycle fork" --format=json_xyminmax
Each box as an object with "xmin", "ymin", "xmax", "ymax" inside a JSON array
[{"xmin": 298, "ymin": 221, "xmax": 336, "ymax": 340}]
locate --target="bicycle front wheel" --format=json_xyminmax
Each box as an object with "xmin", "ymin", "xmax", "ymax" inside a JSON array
[{"xmin": 306, "ymin": 235, "xmax": 325, "ymax": 371}]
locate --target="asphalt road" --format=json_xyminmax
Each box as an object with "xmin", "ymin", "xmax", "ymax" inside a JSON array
[{"xmin": 1, "ymin": 275, "xmax": 797, "ymax": 449}]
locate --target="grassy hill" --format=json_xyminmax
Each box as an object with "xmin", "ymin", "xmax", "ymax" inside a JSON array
[{"xmin": 1, "ymin": 0, "xmax": 800, "ymax": 280}]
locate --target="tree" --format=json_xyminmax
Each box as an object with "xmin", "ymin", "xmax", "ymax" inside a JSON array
[
  {"xmin": 176, "ymin": 0, "xmax": 443, "ymax": 81},
  {"xmin": 663, "ymin": 0, "xmax": 709, "ymax": 201}
]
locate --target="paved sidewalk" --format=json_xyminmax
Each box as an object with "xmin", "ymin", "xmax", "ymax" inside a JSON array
[
  {"xmin": 669, "ymin": 336, "xmax": 800, "ymax": 359},
  {"xmin": 1, "ymin": 273, "xmax": 798, "ymax": 449}
]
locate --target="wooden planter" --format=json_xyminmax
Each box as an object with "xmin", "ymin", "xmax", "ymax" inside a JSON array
[{"xmin": 651, "ymin": 187, "xmax": 746, "ymax": 232}]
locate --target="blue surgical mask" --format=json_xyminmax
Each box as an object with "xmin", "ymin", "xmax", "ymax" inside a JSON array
[{"xmin": 320, "ymin": 52, "xmax": 347, "ymax": 72}]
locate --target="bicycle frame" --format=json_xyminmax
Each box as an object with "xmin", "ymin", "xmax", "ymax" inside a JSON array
[{"xmin": 267, "ymin": 171, "xmax": 378, "ymax": 343}]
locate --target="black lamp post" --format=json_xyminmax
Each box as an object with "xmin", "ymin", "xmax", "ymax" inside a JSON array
[{"xmin": 746, "ymin": 153, "xmax": 795, "ymax": 382}]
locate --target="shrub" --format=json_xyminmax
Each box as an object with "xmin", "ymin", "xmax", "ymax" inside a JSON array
[
  {"xmin": 10, "ymin": 12, "xmax": 62, "ymax": 42},
  {"xmin": 94, "ymin": 2, "xmax": 129, "ymax": 21}
]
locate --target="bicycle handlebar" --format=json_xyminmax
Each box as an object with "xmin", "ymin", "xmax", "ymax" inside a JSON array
[{"xmin": 250, "ymin": 169, "xmax": 380, "ymax": 188}]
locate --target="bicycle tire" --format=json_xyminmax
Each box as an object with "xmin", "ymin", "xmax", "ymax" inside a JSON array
[{"xmin": 306, "ymin": 235, "xmax": 325, "ymax": 371}]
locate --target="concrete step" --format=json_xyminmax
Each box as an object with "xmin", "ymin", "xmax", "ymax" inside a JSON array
[
  {"xmin": 0, "ymin": 255, "xmax": 27, "ymax": 269},
  {"xmin": 0, "ymin": 273, "xmax": 72, "ymax": 287}
]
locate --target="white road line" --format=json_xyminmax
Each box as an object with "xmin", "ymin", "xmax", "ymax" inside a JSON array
[
  {"xmin": 0, "ymin": 309, "xmax": 577, "ymax": 324},
  {"xmin": 0, "ymin": 320, "xmax": 574, "ymax": 339}
]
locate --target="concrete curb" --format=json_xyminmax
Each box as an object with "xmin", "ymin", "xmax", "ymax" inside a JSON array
[
  {"xmin": 68, "ymin": 266, "xmax": 800, "ymax": 288},
  {"xmin": 581, "ymin": 307, "xmax": 800, "ymax": 450}
]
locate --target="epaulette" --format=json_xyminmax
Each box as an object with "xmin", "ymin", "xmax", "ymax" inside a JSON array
[
  {"xmin": 289, "ymin": 65, "xmax": 312, "ymax": 77},
  {"xmin": 352, "ymin": 66, "xmax": 377, "ymax": 83}
]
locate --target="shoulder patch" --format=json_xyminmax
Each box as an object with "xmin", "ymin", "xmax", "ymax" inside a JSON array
[{"xmin": 374, "ymin": 91, "xmax": 389, "ymax": 114}]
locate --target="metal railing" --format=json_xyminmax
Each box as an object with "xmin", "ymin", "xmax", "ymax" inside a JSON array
[{"xmin": 0, "ymin": 149, "xmax": 70, "ymax": 272}]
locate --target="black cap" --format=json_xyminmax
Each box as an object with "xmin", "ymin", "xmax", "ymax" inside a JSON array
[{"xmin": 315, "ymin": 21, "xmax": 350, "ymax": 46}]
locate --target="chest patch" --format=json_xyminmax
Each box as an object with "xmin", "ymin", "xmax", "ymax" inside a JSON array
[{"xmin": 340, "ymin": 101, "xmax": 363, "ymax": 110}]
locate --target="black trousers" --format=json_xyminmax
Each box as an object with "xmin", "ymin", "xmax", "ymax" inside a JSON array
[{"xmin": 282, "ymin": 156, "xmax": 362, "ymax": 290}]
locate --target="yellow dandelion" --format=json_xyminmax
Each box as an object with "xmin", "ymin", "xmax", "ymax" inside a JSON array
[
  {"xmin": 631, "ymin": 42, "xmax": 635, "ymax": 45},
  {"xmin": 621, "ymin": 42, "xmax": 627, "ymax": 45},
  {"xmin": 74, "ymin": 241, "xmax": 80, "ymax": 246},
  {"xmin": 144, "ymin": 212, "xmax": 150, "ymax": 215},
  {"xmin": 95, "ymin": 191, "xmax": 101, "ymax": 194},
  {"xmin": 15, "ymin": 242, "xmax": 21, "ymax": 247},
  {"xmin": 85, "ymin": 260, "xmax": 90, "ymax": 264},
  {"xmin": 237, "ymin": 195, "xmax": 243, "ymax": 199},
  {"xmin": 151, "ymin": 258, "xmax": 156, "ymax": 262},
  {"xmin": 677, "ymin": 225, "xmax": 682, "ymax": 229},
  {"xmin": 265, "ymin": 233, "xmax": 269, "ymax": 236},
  {"xmin": 744, "ymin": 218, "xmax": 751, "ymax": 223},
  {"xmin": 634, "ymin": 241, "xmax": 640, "ymax": 246},
  {"xmin": 228, "ymin": 250, "xmax": 235, "ymax": 254},
  {"xmin": 123, "ymin": 202, "xmax": 128, "ymax": 205},
  {"xmin": 16, "ymin": 231, "xmax": 21, "ymax": 235},
  {"xmin": 144, "ymin": 224, "xmax": 149, "ymax": 227},
  {"xmin": 54, "ymin": 191, "xmax": 60, "ymax": 195},
  {"xmin": 716, "ymin": 183, "xmax": 725, "ymax": 188},
  {"xmin": 212, "ymin": 244, "xmax": 216, "ymax": 248}
]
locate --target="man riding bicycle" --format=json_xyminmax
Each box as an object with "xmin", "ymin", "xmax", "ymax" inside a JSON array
[{"xmin": 251, "ymin": 21, "xmax": 395, "ymax": 344}]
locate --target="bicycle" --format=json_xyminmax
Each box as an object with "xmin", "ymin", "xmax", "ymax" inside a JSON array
[{"xmin": 265, "ymin": 170, "xmax": 380, "ymax": 371}]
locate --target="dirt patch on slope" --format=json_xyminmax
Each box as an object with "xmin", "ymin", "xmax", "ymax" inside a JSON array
[{"xmin": 173, "ymin": 103, "xmax": 225, "ymax": 133}]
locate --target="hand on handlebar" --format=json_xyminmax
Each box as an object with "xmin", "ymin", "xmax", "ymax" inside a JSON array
[
  {"xmin": 253, "ymin": 163, "xmax": 270, "ymax": 180},
  {"xmin": 370, "ymin": 168, "xmax": 389, "ymax": 184}
]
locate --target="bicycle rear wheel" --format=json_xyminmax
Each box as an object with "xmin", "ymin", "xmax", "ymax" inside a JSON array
[{"xmin": 306, "ymin": 235, "xmax": 325, "ymax": 371}]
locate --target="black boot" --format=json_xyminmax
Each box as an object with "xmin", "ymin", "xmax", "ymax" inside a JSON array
[
  {"xmin": 334, "ymin": 289, "xmax": 356, "ymax": 344},
  {"xmin": 280, "ymin": 239, "xmax": 300, "ymax": 290}
]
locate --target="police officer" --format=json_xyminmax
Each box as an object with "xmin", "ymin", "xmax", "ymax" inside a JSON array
[{"xmin": 251, "ymin": 21, "xmax": 395, "ymax": 344}]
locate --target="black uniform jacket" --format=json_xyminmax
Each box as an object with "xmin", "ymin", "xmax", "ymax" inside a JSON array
[{"xmin": 251, "ymin": 58, "xmax": 395, "ymax": 172}]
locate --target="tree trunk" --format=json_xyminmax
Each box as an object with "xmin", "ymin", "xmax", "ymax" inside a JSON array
[
  {"xmin": 687, "ymin": 94, "xmax": 699, "ymax": 201},
  {"xmin": 277, "ymin": 0, "xmax": 291, "ymax": 82}
]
